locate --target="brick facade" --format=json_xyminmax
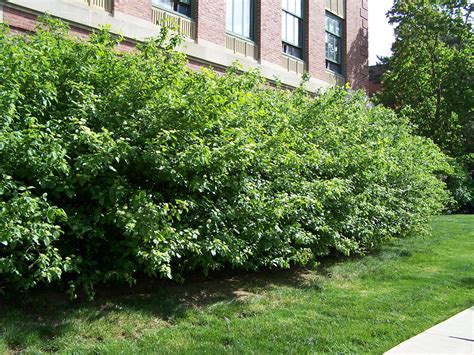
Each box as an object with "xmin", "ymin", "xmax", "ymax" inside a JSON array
[
  {"xmin": 0, "ymin": 0, "xmax": 369, "ymax": 92},
  {"xmin": 114, "ymin": 0, "xmax": 152, "ymax": 21},
  {"xmin": 2, "ymin": 5, "xmax": 136, "ymax": 49},
  {"xmin": 3, "ymin": 6, "xmax": 36, "ymax": 32},
  {"xmin": 344, "ymin": 0, "xmax": 369, "ymax": 90},
  {"xmin": 258, "ymin": 0, "xmax": 282, "ymax": 66},
  {"xmin": 196, "ymin": 0, "xmax": 226, "ymax": 46},
  {"xmin": 305, "ymin": 0, "xmax": 326, "ymax": 81}
]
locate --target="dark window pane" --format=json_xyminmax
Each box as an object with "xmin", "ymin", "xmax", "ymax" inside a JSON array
[
  {"xmin": 153, "ymin": 0, "xmax": 192, "ymax": 18},
  {"xmin": 326, "ymin": 60, "xmax": 342, "ymax": 74},
  {"xmin": 176, "ymin": 3, "xmax": 191, "ymax": 17},
  {"xmin": 283, "ymin": 43, "xmax": 302, "ymax": 59}
]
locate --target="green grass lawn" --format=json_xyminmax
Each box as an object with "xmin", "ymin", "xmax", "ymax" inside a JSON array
[{"xmin": 1, "ymin": 215, "xmax": 473, "ymax": 354}]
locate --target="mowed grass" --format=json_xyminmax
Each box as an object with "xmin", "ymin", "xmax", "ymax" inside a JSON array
[{"xmin": 1, "ymin": 215, "xmax": 473, "ymax": 354}]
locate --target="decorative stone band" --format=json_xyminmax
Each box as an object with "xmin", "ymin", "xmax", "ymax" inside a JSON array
[
  {"xmin": 152, "ymin": 7, "xmax": 195, "ymax": 40},
  {"xmin": 281, "ymin": 54, "xmax": 305, "ymax": 75},
  {"xmin": 225, "ymin": 34, "xmax": 258, "ymax": 60}
]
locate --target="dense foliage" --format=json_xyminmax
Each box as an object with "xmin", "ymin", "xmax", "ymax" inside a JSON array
[
  {"xmin": 0, "ymin": 18, "xmax": 451, "ymax": 297},
  {"xmin": 377, "ymin": 0, "xmax": 474, "ymax": 210}
]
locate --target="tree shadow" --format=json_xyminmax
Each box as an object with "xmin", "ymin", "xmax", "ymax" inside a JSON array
[
  {"xmin": 346, "ymin": 26, "xmax": 369, "ymax": 91},
  {"xmin": 0, "ymin": 231, "xmax": 450, "ymax": 352},
  {"xmin": 457, "ymin": 276, "xmax": 474, "ymax": 289},
  {"xmin": 0, "ymin": 266, "xmax": 323, "ymax": 351}
]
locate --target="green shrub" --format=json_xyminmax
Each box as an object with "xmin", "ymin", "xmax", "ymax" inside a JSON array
[{"xmin": 0, "ymin": 18, "xmax": 451, "ymax": 297}]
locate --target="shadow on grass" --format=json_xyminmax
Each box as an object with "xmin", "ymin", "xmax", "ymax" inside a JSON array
[
  {"xmin": 0, "ymin": 267, "xmax": 323, "ymax": 351},
  {"xmin": 0, "ymin": 221, "xmax": 463, "ymax": 352}
]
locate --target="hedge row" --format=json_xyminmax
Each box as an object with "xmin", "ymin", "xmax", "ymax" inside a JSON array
[{"xmin": 0, "ymin": 18, "xmax": 451, "ymax": 297}]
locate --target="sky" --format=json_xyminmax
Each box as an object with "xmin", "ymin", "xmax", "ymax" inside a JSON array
[{"xmin": 369, "ymin": 0, "xmax": 395, "ymax": 65}]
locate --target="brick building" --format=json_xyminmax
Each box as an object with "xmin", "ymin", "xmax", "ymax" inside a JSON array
[{"xmin": 0, "ymin": 0, "xmax": 369, "ymax": 92}]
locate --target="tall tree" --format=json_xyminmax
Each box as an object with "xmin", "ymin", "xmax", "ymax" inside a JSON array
[{"xmin": 378, "ymin": 0, "xmax": 473, "ymax": 159}]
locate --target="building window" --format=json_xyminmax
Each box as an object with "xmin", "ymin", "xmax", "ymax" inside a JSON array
[
  {"xmin": 325, "ymin": 12, "xmax": 343, "ymax": 74},
  {"xmin": 282, "ymin": 0, "xmax": 303, "ymax": 59},
  {"xmin": 152, "ymin": 0, "xmax": 192, "ymax": 18},
  {"xmin": 226, "ymin": 0, "xmax": 255, "ymax": 40}
]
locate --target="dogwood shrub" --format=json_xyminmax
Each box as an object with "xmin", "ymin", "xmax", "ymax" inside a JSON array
[{"xmin": 0, "ymin": 18, "xmax": 451, "ymax": 296}]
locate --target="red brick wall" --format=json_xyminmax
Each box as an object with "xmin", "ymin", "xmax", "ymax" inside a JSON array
[
  {"xmin": 188, "ymin": 58, "xmax": 226, "ymax": 73},
  {"xmin": 113, "ymin": 0, "xmax": 152, "ymax": 21},
  {"xmin": 259, "ymin": 0, "xmax": 369, "ymax": 92},
  {"xmin": 2, "ymin": 7, "xmax": 136, "ymax": 49},
  {"xmin": 3, "ymin": 7, "xmax": 37, "ymax": 32},
  {"xmin": 196, "ymin": 0, "xmax": 226, "ymax": 46},
  {"xmin": 258, "ymin": 0, "xmax": 282, "ymax": 66},
  {"xmin": 305, "ymin": 0, "xmax": 326, "ymax": 80},
  {"xmin": 1, "ymin": 0, "xmax": 369, "ymax": 91},
  {"xmin": 344, "ymin": 0, "xmax": 369, "ymax": 91}
]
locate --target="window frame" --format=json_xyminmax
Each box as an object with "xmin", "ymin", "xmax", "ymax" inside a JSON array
[
  {"xmin": 281, "ymin": 0, "xmax": 305, "ymax": 61},
  {"xmin": 226, "ymin": 0, "xmax": 256, "ymax": 41},
  {"xmin": 152, "ymin": 0, "xmax": 193, "ymax": 19},
  {"xmin": 282, "ymin": 0, "xmax": 304, "ymax": 60},
  {"xmin": 325, "ymin": 11, "xmax": 344, "ymax": 75}
]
